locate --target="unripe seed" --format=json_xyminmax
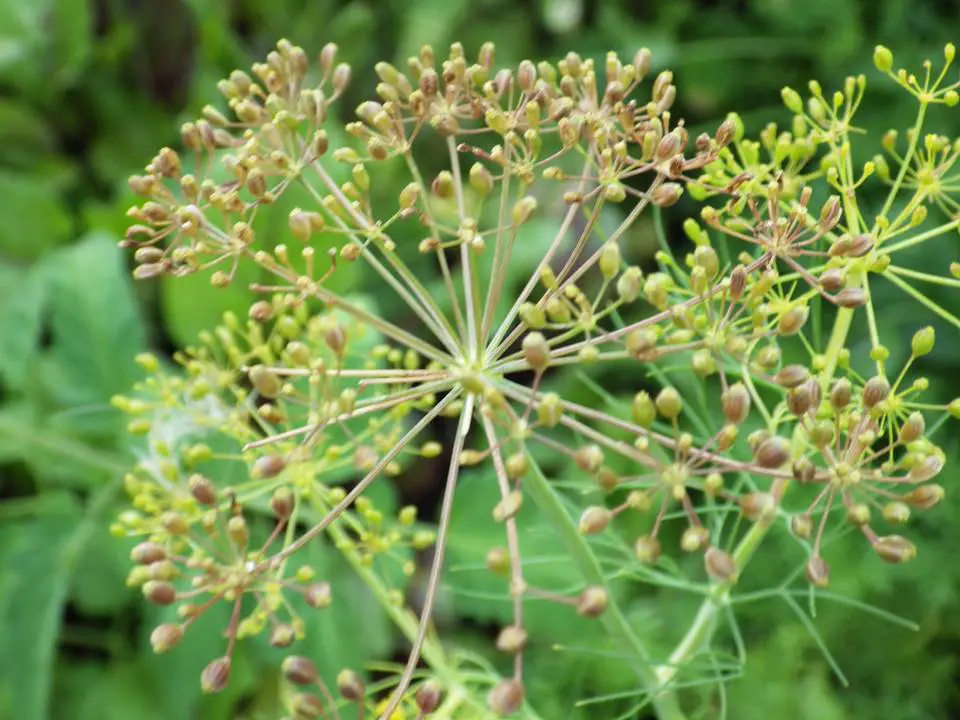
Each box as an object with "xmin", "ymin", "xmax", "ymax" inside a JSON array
[
  {"xmin": 188, "ymin": 474, "xmax": 217, "ymax": 506},
  {"xmin": 291, "ymin": 693, "xmax": 325, "ymax": 718},
  {"xmin": 846, "ymin": 503, "xmax": 870, "ymax": 526},
  {"xmin": 820, "ymin": 268, "xmax": 845, "ymax": 292},
  {"xmin": 903, "ymin": 484, "xmax": 944, "ymax": 509},
  {"xmin": 305, "ymin": 582, "xmax": 333, "ymax": 608},
  {"xmin": 740, "ymin": 491, "xmax": 777, "ymax": 521},
  {"xmin": 680, "ymin": 526, "xmax": 710, "ymax": 552},
  {"xmin": 873, "ymin": 535, "xmax": 917, "ymax": 564},
  {"xmin": 579, "ymin": 506, "xmax": 612, "ymax": 535},
  {"xmin": 899, "ymin": 412, "xmax": 924, "ymax": 444},
  {"xmin": 521, "ymin": 332, "xmax": 550, "ymax": 370},
  {"xmin": 805, "ymin": 556, "xmax": 830, "ymax": 588},
  {"xmin": 416, "ymin": 680, "xmax": 442, "ymax": 714},
  {"xmin": 496, "ymin": 625, "xmax": 528, "ymax": 654},
  {"xmin": 576, "ymin": 586, "xmax": 609, "ymax": 617},
  {"xmin": 830, "ymin": 378, "xmax": 852, "ymax": 409},
  {"xmin": 337, "ymin": 669, "xmax": 365, "ymax": 701},
  {"xmin": 882, "ymin": 501, "xmax": 911, "ymax": 524},
  {"xmin": 486, "ymin": 547, "xmax": 510, "ymax": 575},
  {"xmin": 793, "ymin": 456, "xmax": 816, "ymax": 483},
  {"xmin": 131, "ymin": 542, "xmax": 167, "ymax": 565},
  {"xmin": 227, "ymin": 515, "xmax": 249, "ymax": 547},
  {"xmin": 150, "ymin": 623, "xmax": 184, "ymax": 653},
  {"xmin": 632, "ymin": 391, "xmax": 656, "ymax": 427},
  {"xmin": 143, "ymin": 580, "xmax": 176, "ymax": 605},
  {"xmin": 493, "ymin": 491, "xmax": 523, "ymax": 522},
  {"xmin": 249, "ymin": 364, "xmax": 282, "ymax": 398},
  {"xmin": 634, "ymin": 534, "xmax": 661, "ymax": 564},
  {"xmin": 836, "ymin": 287, "xmax": 867, "ymax": 308},
  {"xmin": 201, "ymin": 657, "xmax": 231, "ymax": 694},
  {"xmin": 537, "ymin": 393, "xmax": 563, "ymax": 427},
  {"xmin": 774, "ymin": 365, "xmax": 810, "ymax": 389},
  {"xmin": 909, "ymin": 454, "xmax": 943, "ymax": 483},
  {"xmin": 655, "ymin": 387, "xmax": 683, "ymax": 419},
  {"xmin": 862, "ymin": 376, "xmax": 890, "ymax": 408},
  {"xmin": 778, "ymin": 306, "xmax": 808, "ymax": 335},
  {"xmin": 791, "ymin": 513, "xmax": 813, "ymax": 539},
  {"xmin": 253, "ymin": 454, "xmax": 287, "ymax": 479},
  {"xmin": 754, "ymin": 436, "xmax": 790, "ymax": 468},
  {"xmin": 911, "ymin": 326, "xmax": 935, "ymax": 356},
  {"xmin": 488, "ymin": 678, "xmax": 525, "ymax": 716},
  {"xmin": 704, "ymin": 547, "xmax": 738, "ymax": 583},
  {"xmin": 574, "ymin": 445, "xmax": 604, "ymax": 473},
  {"xmin": 722, "ymin": 383, "xmax": 750, "ymax": 424},
  {"xmin": 269, "ymin": 624, "xmax": 296, "ymax": 648}
]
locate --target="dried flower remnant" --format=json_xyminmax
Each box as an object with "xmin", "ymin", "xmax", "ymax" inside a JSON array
[{"xmin": 114, "ymin": 38, "xmax": 960, "ymax": 718}]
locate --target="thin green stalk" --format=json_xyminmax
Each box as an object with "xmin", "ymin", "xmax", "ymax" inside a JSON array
[{"xmin": 524, "ymin": 458, "xmax": 688, "ymax": 720}]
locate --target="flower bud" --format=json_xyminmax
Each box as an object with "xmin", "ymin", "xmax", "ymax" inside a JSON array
[
  {"xmin": 873, "ymin": 45, "xmax": 894, "ymax": 72},
  {"xmin": 625, "ymin": 328, "xmax": 657, "ymax": 358},
  {"xmin": 722, "ymin": 383, "xmax": 750, "ymax": 424},
  {"xmin": 651, "ymin": 183, "xmax": 683, "ymax": 207},
  {"xmin": 576, "ymin": 586, "xmax": 609, "ymax": 617},
  {"xmin": 486, "ymin": 547, "xmax": 510, "ymax": 575},
  {"xmin": 201, "ymin": 657, "xmax": 231, "ymax": 694},
  {"xmin": 830, "ymin": 378, "xmax": 852, "ymax": 409},
  {"xmin": 704, "ymin": 547, "xmax": 738, "ymax": 583},
  {"xmin": 496, "ymin": 625, "xmax": 528, "ymax": 654},
  {"xmin": 227, "ymin": 515, "xmax": 248, "ymax": 547},
  {"xmin": 873, "ymin": 535, "xmax": 916, "ymax": 564},
  {"xmin": 805, "ymin": 556, "xmax": 830, "ymax": 588},
  {"xmin": 488, "ymin": 678, "xmax": 524, "ymax": 716},
  {"xmin": 820, "ymin": 268, "xmax": 845, "ymax": 292},
  {"xmin": 493, "ymin": 491, "xmax": 523, "ymax": 522},
  {"xmin": 899, "ymin": 412, "xmax": 925, "ymax": 444}
]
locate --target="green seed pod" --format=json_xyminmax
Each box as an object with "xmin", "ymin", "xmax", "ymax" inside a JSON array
[
  {"xmin": 846, "ymin": 503, "xmax": 870, "ymax": 526},
  {"xmin": 537, "ymin": 392, "xmax": 563, "ymax": 427},
  {"xmin": 632, "ymin": 391, "xmax": 656, "ymax": 427},
  {"xmin": 493, "ymin": 491, "xmax": 523, "ymax": 522},
  {"xmin": 599, "ymin": 242, "xmax": 621, "ymax": 279},
  {"xmin": 305, "ymin": 582, "xmax": 333, "ymax": 609},
  {"xmin": 269, "ymin": 624, "xmax": 295, "ymax": 648},
  {"xmin": 911, "ymin": 326, "xmax": 935, "ymax": 357},
  {"xmin": 486, "ymin": 547, "xmax": 510, "ymax": 575},
  {"xmin": 873, "ymin": 45, "xmax": 894, "ymax": 72},
  {"xmin": 740, "ymin": 491, "xmax": 776, "ymax": 521},
  {"xmin": 882, "ymin": 501, "xmax": 911, "ymax": 525},
  {"xmin": 680, "ymin": 526, "xmax": 710, "ymax": 552},
  {"xmin": 655, "ymin": 387, "xmax": 683, "ymax": 419},
  {"xmin": 626, "ymin": 328, "xmax": 658, "ymax": 358},
  {"xmin": 227, "ymin": 515, "xmax": 249, "ymax": 547}
]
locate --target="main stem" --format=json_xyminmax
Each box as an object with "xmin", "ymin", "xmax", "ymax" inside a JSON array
[
  {"xmin": 525, "ymin": 459, "xmax": 688, "ymax": 720},
  {"xmin": 650, "ymin": 302, "xmax": 856, "ymax": 698}
]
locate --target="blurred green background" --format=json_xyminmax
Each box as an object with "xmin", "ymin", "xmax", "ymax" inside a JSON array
[{"xmin": 1, "ymin": 0, "xmax": 959, "ymax": 718}]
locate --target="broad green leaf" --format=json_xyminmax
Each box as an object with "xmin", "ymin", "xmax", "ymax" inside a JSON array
[
  {"xmin": 69, "ymin": 519, "xmax": 136, "ymax": 615},
  {"xmin": 51, "ymin": 0, "xmax": 92, "ymax": 83},
  {"xmin": 0, "ymin": 260, "xmax": 48, "ymax": 389},
  {"xmin": 0, "ymin": 492, "xmax": 81, "ymax": 720},
  {"xmin": 41, "ymin": 232, "xmax": 146, "ymax": 435},
  {"xmin": 52, "ymin": 660, "xmax": 167, "ymax": 720},
  {"xmin": 0, "ymin": 170, "xmax": 71, "ymax": 260}
]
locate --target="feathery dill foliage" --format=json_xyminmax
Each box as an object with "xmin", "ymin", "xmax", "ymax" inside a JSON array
[{"xmin": 111, "ymin": 37, "xmax": 960, "ymax": 719}]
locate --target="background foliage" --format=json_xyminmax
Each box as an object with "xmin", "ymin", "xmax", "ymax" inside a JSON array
[{"xmin": 1, "ymin": 0, "xmax": 959, "ymax": 718}]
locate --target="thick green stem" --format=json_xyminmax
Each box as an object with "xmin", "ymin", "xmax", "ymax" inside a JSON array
[
  {"xmin": 651, "ymin": 294, "xmax": 857, "ymax": 697},
  {"xmin": 525, "ymin": 459, "xmax": 688, "ymax": 720}
]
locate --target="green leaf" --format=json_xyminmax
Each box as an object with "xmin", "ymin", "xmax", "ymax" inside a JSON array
[
  {"xmin": 0, "ymin": 170, "xmax": 71, "ymax": 260},
  {"xmin": 41, "ymin": 232, "xmax": 146, "ymax": 434},
  {"xmin": 69, "ymin": 520, "xmax": 136, "ymax": 615},
  {"xmin": 52, "ymin": 660, "xmax": 167, "ymax": 720},
  {"xmin": 0, "ymin": 260, "xmax": 48, "ymax": 389},
  {"xmin": 0, "ymin": 493, "xmax": 82, "ymax": 720},
  {"xmin": 51, "ymin": 0, "xmax": 92, "ymax": 82}
]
